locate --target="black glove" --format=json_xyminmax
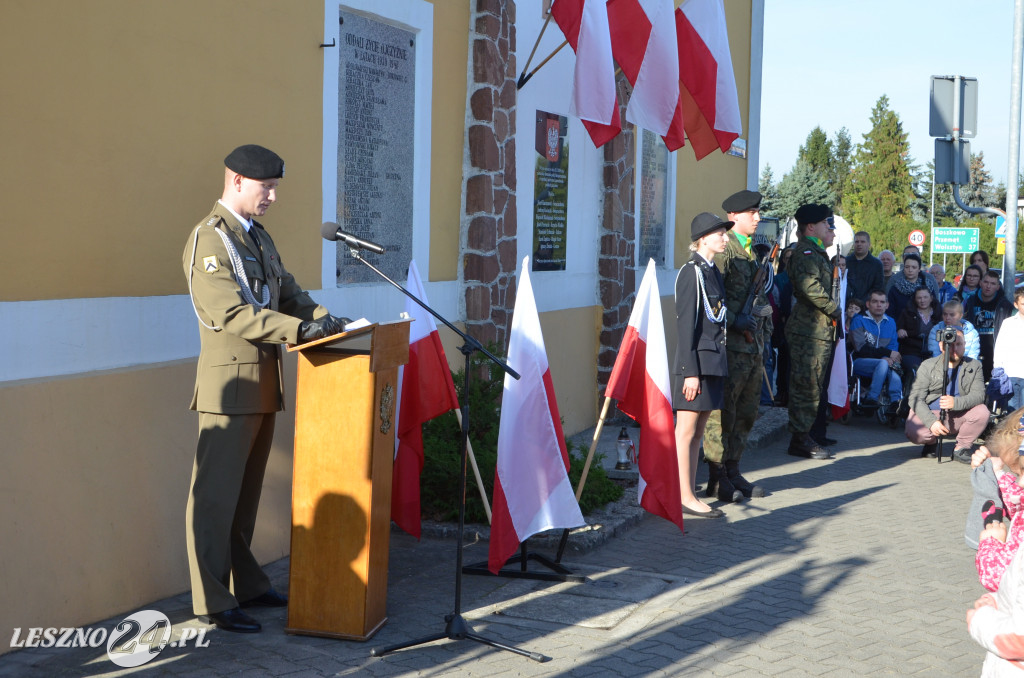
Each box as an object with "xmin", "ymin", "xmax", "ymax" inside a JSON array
[
  {"xmin": 732, "ymin": 313, "xmax": 754, "ymax": 332},
  {"xmin": 321, "ymin": 315, "xmax": 348, "ymax": 336},
  {"xmin": 299, "ymin": 317, "xmax": 333, "ymax": 342},
  {"xmin": 830, "ymin": 307, "xmax": 843, "ymax": 321}
]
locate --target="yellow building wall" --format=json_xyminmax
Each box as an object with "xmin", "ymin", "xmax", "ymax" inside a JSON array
[
  {"xmin": 0, "ymin": 0, "xmax": 326, "ymax": 302},
  {"xmin": 427, "ymin": 0, "xmax": 470, "ymax": 282},
  {"xmin": 0, "ymin": 359, "xmax": 297, "ymax": 640}
]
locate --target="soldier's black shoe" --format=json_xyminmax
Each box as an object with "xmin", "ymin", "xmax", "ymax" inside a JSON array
[
  {"xmin": 706, "ymin": 461, "xmax": 743, "ymax": 503},
  {"xmin": 812, "ymin": 435, "xmax": 837, "ymax": 447},
  {"xmin": 199, "ymin": 608, "xmax": 261, "ymax": 633},
  {"xmin": 787, "ymin": 433, "xmax": 833, "ymax": 460},
  {"xmin": 725, "ymin": 460, "xmax": 765, "ymax": 498}
]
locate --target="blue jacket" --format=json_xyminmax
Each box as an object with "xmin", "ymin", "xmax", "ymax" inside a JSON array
[
  {"xmin": 927, "ymin": 319, "xmax": 981, "ymax": 359},
  {"xmin": 850, "ymin": 313, "xmax": 899, "ymax": 359}
]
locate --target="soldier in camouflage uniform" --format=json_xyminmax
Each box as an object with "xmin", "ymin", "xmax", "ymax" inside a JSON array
[
  {"xmin": 785, "ymin": 204, "xmax": 840, "ymax": 460},
  {"xmin": 704, "ymin": 190, "xmax": 771, "ymax": 502}
]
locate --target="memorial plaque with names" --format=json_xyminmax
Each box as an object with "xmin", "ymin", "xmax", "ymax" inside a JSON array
[
  {"xmin": 335, "ymin": 10, "xmax": 415, "ymax": 285},
  {"xmin": 639, "ymin": 129, "xmax": 668, "ymax": 267},
  {"xmin": 532, "ymin": 111, "xmax": 569, "ymax": 272}
]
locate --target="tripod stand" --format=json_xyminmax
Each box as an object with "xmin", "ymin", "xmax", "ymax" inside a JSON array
[
  {"xmin": 340, "ymin": 248, "xmax": 548, "ymax": 663},
  {"xmin": 936, "ymin": 332, "xmax": 955, "ymax": 463}
]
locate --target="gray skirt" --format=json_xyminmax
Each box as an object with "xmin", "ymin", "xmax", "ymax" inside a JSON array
[{"xmin": 672, "ymin": 375, "xmax": 724, "ymax": 412}]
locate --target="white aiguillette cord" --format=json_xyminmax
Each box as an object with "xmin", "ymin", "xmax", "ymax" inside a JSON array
[{"xmin": 188, "ymin": 225, "xmax": 270, "ymax": 331}]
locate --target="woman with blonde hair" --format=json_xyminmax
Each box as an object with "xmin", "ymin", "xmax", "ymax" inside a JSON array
[{"xmin": 672, "ymin": 213, "xmax": 732, "ymax": 517}]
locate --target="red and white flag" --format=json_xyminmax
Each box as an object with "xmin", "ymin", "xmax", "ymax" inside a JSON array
[
  {"xmin": 674, "ymin": 0, "xmax": 742, "ymax": 159},
  {"xmin": 488, "ymin": 258, "xmax": 585, "ymax": 573},
  {"xmin": 392, "ymin": 260, "xmax": 460, "ymax": 539},
  {"xmin": 607, "ymin": 0, "xmax": 684, "ymax": 148},
  {"xmin": 551, "ymin": 0, "xmax": 622, "ymax": 147},
  {"xmin": 605, "ymin": 259, "xmax": 683, "ymax": 531}
]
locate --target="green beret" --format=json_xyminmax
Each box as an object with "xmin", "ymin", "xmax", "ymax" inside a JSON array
[{"xmin": 224, "ymin": 144, "xmax": 285, "ymax": 179}]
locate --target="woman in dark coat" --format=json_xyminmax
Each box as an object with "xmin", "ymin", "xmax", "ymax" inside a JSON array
[
  {"xmin": 673, "ymin": 212, "xmax": 731, "ymax": 518},
  {"xmin": 896, "ymin": 287, "xmax": 938, "ymax": 376}
]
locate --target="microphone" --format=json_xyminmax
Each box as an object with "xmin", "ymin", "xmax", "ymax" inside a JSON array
[{"xmin": 320, "ymin": 222, "xmax": 386, "ymax": 254}]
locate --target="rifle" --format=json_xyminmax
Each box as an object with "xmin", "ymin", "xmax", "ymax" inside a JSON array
[
  {"xmin": 831, "ymin": 261, "xmax": 844, "ymax": 340},
  {"xmin": 739, "ymin": 241, "xmax": 780, "ymax": 343}
]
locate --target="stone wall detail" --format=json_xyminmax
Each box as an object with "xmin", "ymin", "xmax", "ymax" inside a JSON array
[{"xmin": 461, "ymin": 0, "xmax": 518, "ymax": 349}]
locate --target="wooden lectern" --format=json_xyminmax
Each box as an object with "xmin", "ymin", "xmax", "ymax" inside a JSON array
[{"xmin": 284, "ymin": 321, "xmax": 410, "ymax": 641}]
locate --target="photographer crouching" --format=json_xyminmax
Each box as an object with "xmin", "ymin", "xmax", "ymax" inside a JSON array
[{"xmin": 905, "ymin": 326, "xmax": 988, "ymax": 462}]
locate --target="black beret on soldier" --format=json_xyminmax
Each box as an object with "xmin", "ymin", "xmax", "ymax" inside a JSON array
[
  {"xmin": 224, "ymin": 144, "xmax": 285, "ymax": 179},
  {"xmin": 721, "ymin": 190, "xmax": 762, "ymax": 214},
  {"xmin": 794, "ymin": 203, "xmax": 832, "ymax": 226}
]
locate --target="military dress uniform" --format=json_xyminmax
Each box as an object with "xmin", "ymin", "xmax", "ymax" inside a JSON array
[
  {"xmin": 703, "ymin": 229, "xmax": 771, "ymax": 501},
  {"xmin": 183, "ymin": 200, "xmax": 330, "ymax": 616},
  {"xmin": 672, "ymin": 253, "xmax": 728, "ymax": 411},
  {"xmin": 785, "ymin": 234, "xmax": 840, "ymax": 457}
]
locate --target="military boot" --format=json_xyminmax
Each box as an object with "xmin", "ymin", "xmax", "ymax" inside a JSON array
[
  {"xmin": 725, "ymin": 460, "xmax": 765, "ymax": 498},
  {"xmin": 706, "ymin": 461, "xmax": 743, "ymax": 503},
  {"xmin": 787, "ymin": 433, "xmax": 833, "ymax": 460}
]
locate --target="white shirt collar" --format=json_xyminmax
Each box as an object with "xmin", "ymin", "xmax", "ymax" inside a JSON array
[{"xmin": 218, "ymin": 200, "xmax": 253, "ymax": 232}]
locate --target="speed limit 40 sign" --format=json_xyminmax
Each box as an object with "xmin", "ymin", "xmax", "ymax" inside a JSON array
[{"xmin": 908, "ymin": 230, "xmax": 926, "ymax": 247}]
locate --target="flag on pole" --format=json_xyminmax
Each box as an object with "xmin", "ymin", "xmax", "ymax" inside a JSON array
[
  {"xmin": 605, "ymin": 260, "xmax": 684, "ymax": 531},
  {"xmin": 828, "ymin": 270, "xmax": 850, "ymax": 417},
  {"xmin": 607, "ymin": 0, "xmax": 684, "ymax": 146},
  {"xmin": 392, "ymin": 260, "xmax": 460, "ymax": 538},
  {"xmin": 674, "ymin": 0, "xmax": 742, "ymax": 159},
  {"xmin": 488, "ymin": 258, "xmax": 585, "ymax": 573},
  {"xmin": 551, "ymin": 0, "xmax": 622, "ymax": 147}
]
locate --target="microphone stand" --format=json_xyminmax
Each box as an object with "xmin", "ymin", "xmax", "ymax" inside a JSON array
[{"xmin": 338, "ymin": 247, "xmax": 547, "ymax": 663}]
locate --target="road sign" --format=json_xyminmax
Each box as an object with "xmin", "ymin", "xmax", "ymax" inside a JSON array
[
  {"xmin": 997, "ymin": 215, "xmax": 1007, "ymax": 237},
  {"xmin": 997, "ymin": 238, "xmax": 1006, "ymax": 255},
  {"xmin": 935, "ymin": 138, "xmax": 970, "ymax": 184},
  {"xmin": 908, "ymin": 230, "xmax": 926, "ymax": 247},
  {"xmin": 931, "ymin": 227, "xmax": 980, "ymax": 254},
  {"xmin": 930, "ymin": 75, "xmax": 978, "ymax": 138}
]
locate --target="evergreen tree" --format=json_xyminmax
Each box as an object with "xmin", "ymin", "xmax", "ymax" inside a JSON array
[
  {"xmin": 960, "ymin": 151, "xmax": 996, "ymax": 209},
  {"xmin": 775, "ymin": 157, "xmax": 833, "ymax": 220},
  {"xmin": 830, "ymin": 127, "xmax": 853, "ymax": 214},
  {"xmin": 758, "ymin": 164, "xmax": 780, "ymax": 218},
  {"xmin": 798, "ymin": 126, "xmax": 833, "ymax": 174},
  {"xmin": 914, "ymin": 160, "xmax": 958, "ymax": 225},
  {"xmin": 845, "ymin": 95, "xmax": 918, "ymax": 254}
]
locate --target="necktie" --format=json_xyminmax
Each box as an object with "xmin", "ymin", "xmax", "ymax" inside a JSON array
[{"xmin": 248, "ymin": 226, "xmax": 262, "ymax": 254}]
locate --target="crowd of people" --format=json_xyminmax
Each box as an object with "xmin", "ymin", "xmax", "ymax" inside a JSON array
[{"xmin": 671, "ymin": 193, "xmax": 1024, "ymax": 671}]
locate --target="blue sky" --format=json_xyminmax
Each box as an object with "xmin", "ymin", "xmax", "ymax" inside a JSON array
[{"xmin": 760, "ymin": 1, "xmax": 1018, "ymax": 187}]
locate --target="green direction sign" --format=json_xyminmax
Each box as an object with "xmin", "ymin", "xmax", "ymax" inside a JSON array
[{"xmin": 932, "ymin": 227, "xmax": 980, "ymax": 254}]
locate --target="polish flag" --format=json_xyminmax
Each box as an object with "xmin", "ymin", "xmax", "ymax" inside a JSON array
[
  {"xmin": 488, "ymin": 258, "xmax": 585, "ymax": 573},
  {"xmin": 551, "ymin": 0, "xmax": 622, "ymax": 147},
  {"xmin": 391, "ymin": 260, "xmax": 460, "ymax": 538},
  {"xmin": 605, "ymin": 260, "xmax": 683, "ymax": 531},
  {"xmin": 607, "ymin": 0, "xmax": 684, "ymax": 147},
  {"xmin": 674, "ymin": 0, "xmax": 742, "ymax": 159}
]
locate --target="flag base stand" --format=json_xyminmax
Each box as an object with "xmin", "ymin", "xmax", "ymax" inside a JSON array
[
  {"xmin": 347, "ymin": 250, "xmax": 547, "ymax": 663},
  {"xmin": 462, "ymin": 541, "xmax": 586, "ymax": 583}
]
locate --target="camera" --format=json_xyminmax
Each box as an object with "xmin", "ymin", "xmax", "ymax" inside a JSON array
[{"xmin": 939, "ymin": 325, "xmax": 958, "ymax": 344}]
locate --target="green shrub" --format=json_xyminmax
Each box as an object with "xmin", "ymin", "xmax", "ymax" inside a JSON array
[{"xmin": 419, "ymin": 346, "xmax": 624, "ymax": 524}]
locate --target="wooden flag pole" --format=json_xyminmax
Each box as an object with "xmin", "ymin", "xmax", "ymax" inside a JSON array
[
  {"xmin": 555, "ymin": 396, "xmax": 614, "ymax": 563},
  {"xmin": 574, "ymin": 396, "xmax": 613, "ymax": 500},
  {"xmin": 516, "ymin": 10, "xmax": 553, "ymax": 90},
  {"xmin": 518, "ymin": 39, "xmax": 568, "ymax": 90},
  {"xmin": 455, "ymin": 408, "xmax": 492, "ymax": 523}
]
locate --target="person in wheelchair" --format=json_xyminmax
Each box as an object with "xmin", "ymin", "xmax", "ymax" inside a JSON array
[{"xmin": 850, "ymin": 289, "xmax": 903, "ymax": 414}]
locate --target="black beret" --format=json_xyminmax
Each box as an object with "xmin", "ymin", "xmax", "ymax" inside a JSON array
[
  {"xmin": 794, "ymin": 203, "xmax": 831, "ymax": 226},
  {"xmin": 224, "ymin": 144, "xmax": 285, "ymax": 179},
  {"xmin": 722, "ymin": 190, "xmax": 762, "ymax": 214},
  {"xmin": 691, "ymin": 212, "xmax": 733, "ymax": 241}
]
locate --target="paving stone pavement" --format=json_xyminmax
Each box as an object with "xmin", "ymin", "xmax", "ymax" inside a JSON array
[{"xmin": 0, "ymin": 412, "xmax": 991, "ymax": 677}]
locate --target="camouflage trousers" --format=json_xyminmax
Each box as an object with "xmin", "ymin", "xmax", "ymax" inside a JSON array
[
  {"xmin": 787, "ymin": 335, "xmax": 832, "ymax": 433},
  {"xmin": 704, "ymin": 350, "xmax": 763, "ymax": 463}
]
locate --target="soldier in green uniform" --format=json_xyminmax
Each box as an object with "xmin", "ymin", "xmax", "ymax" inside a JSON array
[
  {"xmin": 703, "ymin": 190, "xmax": 771, "ymax": 502},
  {"xmin": 785, "ymin": 204, "xmax": 840, "ymax": 460},
  {"xmin": 183, "ymin": 145, "xmax": 348, "ymax": 633}
]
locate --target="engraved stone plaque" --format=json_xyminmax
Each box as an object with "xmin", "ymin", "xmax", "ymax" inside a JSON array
[
  {"xmin": 335, "ymin": 10, "xmax": 415, "ymax": 285},
  {"xmin": 638, "ymin": 129, "xmax": 667, "ymax": 267}
]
